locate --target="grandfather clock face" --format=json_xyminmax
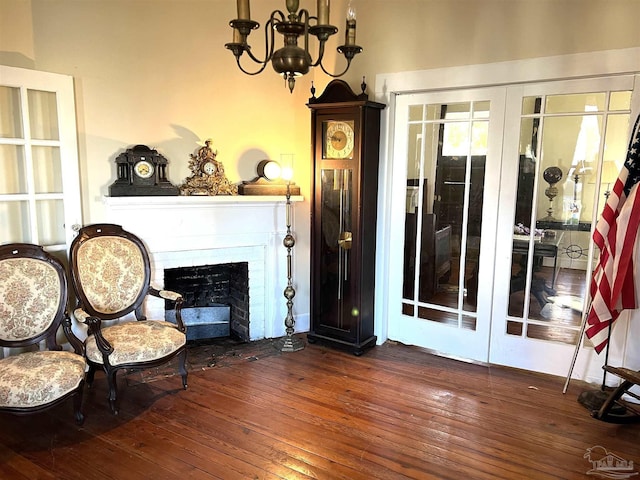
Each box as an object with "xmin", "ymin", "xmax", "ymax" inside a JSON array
[{"xmin": 323, "ymin": 120, "xmax": 355, "ymax": 159}]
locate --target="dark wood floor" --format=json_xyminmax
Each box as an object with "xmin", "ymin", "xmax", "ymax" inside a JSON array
[{"xmin": 1, "ymin": 338, "xmax": 638, "ymax": 479}]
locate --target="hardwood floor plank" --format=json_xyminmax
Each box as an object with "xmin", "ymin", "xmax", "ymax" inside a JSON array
[
  {"xmin": 0, "ymin": 442, "xmax": 56, "ymax": 480},
  {"xmin": 191, "ymin": 355, "xmax": 575, "ymax": 479},
  {"xmin": 142, "ymin": 394, "xmax": 366, "ymax": 480},
  {"xmin": 232, "ymin": 358, "xmax": 573, "ymax": 474},
  {"xmin": 0, "ymin": 340, "xmax": 637, "ymax": 480}
]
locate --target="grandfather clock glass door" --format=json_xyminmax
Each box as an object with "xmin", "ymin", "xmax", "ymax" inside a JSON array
[
  {"xmin": 0, "ymin": 66, "xmax": 81, "ymax": 257},
  {"xmin": 318, "ymin": 167, "xmax": 354, "ymax": 332}
]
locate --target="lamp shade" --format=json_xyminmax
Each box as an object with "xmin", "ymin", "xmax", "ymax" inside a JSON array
[
  {"xmin": 601, "ymin": 160, "xmax": 619, "ymax": 185},
  {"xmin": 257, "ymin": 160, "xmax": 281, "ymax": 180}
]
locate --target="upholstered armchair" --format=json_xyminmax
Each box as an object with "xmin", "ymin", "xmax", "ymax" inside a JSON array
[
  {"xmin": 69, "ymin": 224, "xmax": 187, "ymax": 414},
  {"xmin": 0, "ymin": 244, "xmax": 87, "ymax": 425}
]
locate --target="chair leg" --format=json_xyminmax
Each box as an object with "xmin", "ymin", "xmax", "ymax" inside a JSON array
[
  {"xmin": 105, "ymin": 368, "xmax": 119, "ymax": 415},
  {"xmin": 73, "ymin": 387, "xmax": 85, "ymax": 426},
  {"xmin": 86, "ymin": 365, "xmax": 96, "ymax": 387},
  {"xmin": 593, "ymin": 380, "xmax": 639, "ymax": 423},
  {"xmin": 177, "ymin": 349, "xmax": 188, "ymax": 390}
]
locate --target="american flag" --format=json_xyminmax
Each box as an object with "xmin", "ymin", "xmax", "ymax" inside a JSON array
[{"xmin": 585, "ymin": 114, "xmax": 640, "ymax": 353}]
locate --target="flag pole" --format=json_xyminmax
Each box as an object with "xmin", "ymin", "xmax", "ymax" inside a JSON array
[
  {"xmin": 600, "ymin": 321, "xmax": 613, "ymax": 390},
  {"xmin": 563, "ymin": 299, "xmax": 591, "ymax": 393}
]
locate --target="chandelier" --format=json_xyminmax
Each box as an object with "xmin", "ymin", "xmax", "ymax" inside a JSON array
[{"xmin": 225, "ymin": 0, "xmax": 361, "ymax": 93}]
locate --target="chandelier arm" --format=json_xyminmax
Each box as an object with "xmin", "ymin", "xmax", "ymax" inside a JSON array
[
  {"xmin": 245, "ymin": 12, "xmax": 282, "ymax": 65},
  {"xmin": 318, "ymin": 57, "xmax": 353, "ymax": 78},
  {"xmin": 302, "ymin": 9, "xmax": 310, "ymax": 60},
  {"xmin": 309, "ymin": 40, "xmax": 327, "ymax": 68},
  {"xmin": 235, "ymin": 56, "xmax": 270, "ymax": 76}
]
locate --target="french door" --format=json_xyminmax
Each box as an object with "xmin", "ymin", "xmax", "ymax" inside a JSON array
[
  {"xmin": 0, "ymin": 65, "xmax": 81, "ymax": 257},
  {"xmin": 489, "ymin": 75, "xmax": 638, "ymax": 375},
  {"xmin": 388, "ymin": 75, "xmax": 639, "ymax": 375},
  {"xmin": 388, "ymin": 87, "xmax": 506, "ymax": 362}
]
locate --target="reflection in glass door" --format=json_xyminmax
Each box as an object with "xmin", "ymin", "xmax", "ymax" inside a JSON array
[
  {"xmin": 508, "ymin": 93, "xmax": 631, "ymax": 341},
  {"xmin": 318, "ymin": 168, "xmax": 353, "ymax": 330},
  {"xmin": 490, "ymin": 76, "xmax": 636, "ymax": 375},
  {"xmin": 390, "ymin": 88, "xmax": 505, "ymax": 363},
  {"xmin": 403, "ymin": 102, "xmax": 488, "ymax": 324},
  {"xmin": 0, "ymin": 66, "xmax": 81, "ymax": 255}
]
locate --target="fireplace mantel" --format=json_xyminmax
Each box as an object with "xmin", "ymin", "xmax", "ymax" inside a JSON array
[
  {"xmin": 103, "ymin": 194, "xmax": 303, "ymax": 207},
  {"xmin": 103, "ymin": 195, "xmax": 302, "ymax": 250},
  {"xmin": 102, "ymin": 195, "xmax": 304, "ymax": 341}
]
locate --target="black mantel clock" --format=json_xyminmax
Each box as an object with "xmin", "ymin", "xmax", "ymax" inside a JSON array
[
  {"xmin": 109, "ymin": 144, "xmax": 179, "ymax": 196},
  {"xmin": 306, "ymin": 79, "xmax": 385, "ymax": 355}
]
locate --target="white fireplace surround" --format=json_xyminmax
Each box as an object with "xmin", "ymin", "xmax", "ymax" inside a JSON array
[{"xmin": 103, "ymin": 195, "xmax": 304, "ymax": 341}]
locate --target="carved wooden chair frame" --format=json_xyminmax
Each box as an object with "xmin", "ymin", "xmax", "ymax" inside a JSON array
[
  {"xmin": 0, "ymin": 243, "xmax": 86, "ymax": 424},
  {"xmin": 69, "ymin": 224, "xmax": 187, "ymax": 414}
]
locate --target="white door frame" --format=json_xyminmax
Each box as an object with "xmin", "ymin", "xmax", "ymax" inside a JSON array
[{"xmin": 373, "ymin": 47, "xmax": 640, "ymax": 380}]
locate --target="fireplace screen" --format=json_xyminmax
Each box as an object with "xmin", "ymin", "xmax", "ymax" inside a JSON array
[{"xmin": 164, "ymin": 262, "xmax": 249, "ymax": 342}]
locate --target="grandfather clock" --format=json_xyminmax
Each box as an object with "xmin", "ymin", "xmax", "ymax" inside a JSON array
[{"xmin": 307, "ymin": 80, "xmax": 385, "ymax": 355}]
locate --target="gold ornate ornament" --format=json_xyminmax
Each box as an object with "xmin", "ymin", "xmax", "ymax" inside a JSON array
[{"xmin": 179, "ymin": 139, "xmax": 238, "ymax": 196}]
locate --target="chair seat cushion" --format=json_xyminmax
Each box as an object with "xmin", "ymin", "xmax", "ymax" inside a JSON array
[
  {"xmin": 0, "ymin": 351, "xmax": 86, "ymax": 408},
  {"xmin": 86, "ymin": 321, "xmax": 186, "ymax": 366}
]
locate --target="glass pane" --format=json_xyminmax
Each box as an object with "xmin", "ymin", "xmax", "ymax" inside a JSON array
[
  {"xmin": 427, "ymin": 152, "xmax": 464, "ymax": 305},
  {"xmin": 415, "ymin": 307, "xmax": 476, "ymax": 331},
  {"xmin": 36, "ymin": 199, "xmax": 65, "ymax": 245},
  {"xmin": 402, "ymin": 100, "xmax": 487, "ymax": 330},
  {"xmin": 0, "ymin": 201, "xmax": 30, "ymax": 243},
  {"xmin": 526, "ymin": 322, "xmax": 580, "ymax": 344},
  {"xmin": 0, "ymin": 86, "xmax": 23, "ymax": 138},
  {"xmin": 441, "ymin": 103, "xmax": 471, "ymax": 156},
  {"xmin": 545, "ymin": 93, "xmax": 606, "ymax": 114},
  {"xmin": 609, "ymin": 91, "xmax": 632, "ymax": 111},
  {"xmin": 473, "ymin": 101, "xmax": 490, "ymax": 119},
  {"xmin": 27, "ymin": 89, "xmax": 59, "ymax": 141},
  {"xmin": 507, "ymin": 320, "xmax": 523, "ymax": 336},
  {"xmin": 461, "ymin": 314, "xmax": 477, "ymax": 331},
  {"xmin": 522, "ymin": 96, "xmax": 542, "ymax": 116},
  {"xmin": 542, "ymin": 114, "xmax": 602, "ymax": 226},
  {"xmin": 32, "ymin": 146, "xmax": 62, "ymax": 193},
  {"xmin": 510, "ymin": 113, "xmax": 598, "ymax": 326},
  {"xmin": 463, "ymin": 126, "xmax": 487, "ymax": 312},
  {"xmin": 0, "ymin": 144, "xmax": 26, "ymax": 194},
  {"xmin": 403, "ymin": 123, "xmax": 423, "ymax": 300},
  {"xmin": 418, "ymin": 306, "xmax": 457, "ymax": 325},
  {"xmin": 602, "ymin": 114, "xmax": 630, "ymax": 182},
  {"xmin": 409, "ymin": 105, "xmax": 423, "ymax": 122},
  {"xmin": 508, "ymin": 98, "xmax": 630, "ymax": 343},
  {"xmin": 402, "ymin": 303, "xmax": 414, "ymax": 316},
  {"xmin": 319, "ymin": 169, "xmax": 352, "ymax": 329}
]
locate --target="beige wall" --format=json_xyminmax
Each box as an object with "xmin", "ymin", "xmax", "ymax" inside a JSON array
[{"xmin": 2, "ymin": 0, "xmax": 640, "ymax": 318}]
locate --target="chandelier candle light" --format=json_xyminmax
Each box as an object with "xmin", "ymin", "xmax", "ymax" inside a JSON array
[{"xmin": 225, "ymin": 0, "xmax": 362, "ymax": 93}]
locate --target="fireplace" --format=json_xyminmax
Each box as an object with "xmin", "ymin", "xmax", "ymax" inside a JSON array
[
  {"xmin": 103, "ymin": 195, "xmax": 306, "ymax": 341},
  {"xmin": 164, "ymin": 262, "xmax": 249, "ymax": 341}
]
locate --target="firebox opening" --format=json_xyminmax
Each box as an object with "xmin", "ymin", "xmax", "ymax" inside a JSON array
[{"xmin": 164, "ymin": 262, "xmax": 249, "ymax": 343}]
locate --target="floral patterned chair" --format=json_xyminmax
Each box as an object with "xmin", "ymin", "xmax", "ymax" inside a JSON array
[
  {"xmin": 0, "ymin": 244, "xmax": 87, "ymax": 425},
  {"xmin": 69, "ymin": 224, "xmax": 187, "ymax": 414}
]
